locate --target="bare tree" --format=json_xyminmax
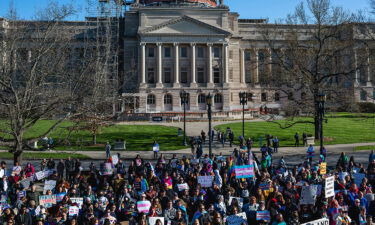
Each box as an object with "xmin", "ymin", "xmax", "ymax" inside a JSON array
[
  {"xmin": 259, "ymin": 0, "xmax": 371, "ymax": 138},
  {"xmin": 0, "ymin": 1, "xmax": 99, "ymax": 163}
]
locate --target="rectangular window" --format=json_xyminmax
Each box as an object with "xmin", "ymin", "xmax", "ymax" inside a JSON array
[
  {"xmin": 213, "ymin": 47, "xmax": 220, "ymax": 58},
  {"xmin": 148, "ymin": 47, "xmax": 155, "ymax": 58},
  {"xmin": 245, "ymin": 69, "xmax": 252, "ymax": 83},
  {"xmin": 164, "ymin": 47, "xmax": 171, "ymax": 58},
  {"xmin": 197, "ymin": 47, "xmax": 204, "ymax": 58},
  {"xmin": 147, "ymin": 68, "xmax": 155, "ymax": 84},
  {"xmin": 164, "ymin": 67, "xmax": 171, "ymax": 83},
  {"xmin": 181, "ymin": 47, "xmax": 187, "ymax": 58},
  {"xmin": 261, "ymin": 92, "xmax": 267, "ymax": 102},
  {"xmin": 181, "ymin": 67, "xmax": 188, "ymax": 83},
  {"xmin": 197, "ymin": 67, "xmax": 205, "ymax": 83},
  {"xmin": 245, "ymin": 51, "xmax": 251, "ymax": 61},
  {"xmin": 213, "ymin": 68, "xmax": 220, "ymax": 83}
]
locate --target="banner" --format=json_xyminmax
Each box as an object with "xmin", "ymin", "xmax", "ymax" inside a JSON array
[
  {"xmin": 256, "ymin": 211, "xmax": 271, "ymax": 221},
  {"xmin": 325, "ymin": 176, "xmax": 335, "ymax": 198},
  {"xmin": 234, "ymin": 165, "xmax": 254, "ymax": 178},
  {"xmin": 35, "ymin": 171, "xmax": 46, "ymax": 180},
  {"xmin": 354, "ymin": 173, "xmax": 366, "ymax": 186},
  {"xmin": 71, "ymin": 197, "xmax": 84, "ymax": 209},
  {"xmin": 320, "ymin": 162, "xmax": 327, "ymax": 175},
  {"xmin": 301, "ymin": 218, "xmax": 329, "ymax": 225},
  {"xmin": 226, "ymin": 212, "xmax": 247, "ymax": 225},
  {"xmin": 229, "ymin": 197, "xmax": 244, "ymax": 208},
  {"xmin": 112, "ymin": 155, "xmax": 119, "ymax": 165},
  {"xmin": 101, "ymin": 163, "xmax": 113, "ymax": 175},
  {"xmin": 300, "ymin": 186, "xmax": 317, "ymax": 205},
  {"xmin": 177, "ymin": 183, "xmax": 189, "ymax": 191},
  {"xmin": 44, "ymin": 180, "xmax": 57, "ymax": 194},
  {"xmin": 149, "ymin": 217, "xmax": 164, "ymax": 225},
  {"xmin": 137, "ymin": 201, "xmax": 151, "ymax": 213},
  {"xmin": 69, "ymin": 206, "xmax": 79, "ymax": 217},
  {"xmin": 39, "ymin": 195, "xmax": 56, "ymax": 208},
  {"xmin": 197, "ymin": 176, "xmax": 213, "ymax": 187},
  {"xmin": 56, "ymin": 193, "xmax": 66, "ymax": 202}
]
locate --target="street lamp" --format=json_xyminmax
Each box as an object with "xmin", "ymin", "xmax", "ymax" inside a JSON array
[
  {"xmin": 317, "ymin": 93, "xmax": 326, "ymax": 154},
  {"xmin": 206, "ymin": 93, "xmax": 213, "ymax": 157},
  {"xmin": 239, "ymin": 92, "xmax": 249, "ymax": 139},
  {"xmin": 180, "ymin": 90, "xmax": 189, "ymax": 146}
]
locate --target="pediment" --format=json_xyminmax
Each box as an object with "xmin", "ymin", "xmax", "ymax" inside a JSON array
[{"xmin": 139, "ymin": 16, "xmax": 231, "ymax": 36}]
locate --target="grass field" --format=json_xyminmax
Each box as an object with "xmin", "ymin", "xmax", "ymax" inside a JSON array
[
  {"xmin": 215, "ymin": 113, "xmax": 375, "ymax": 148},
  {"xmin": 0, "ymin": 152, "xmax": 90, "ymax": 160},
  {"xmin": 354, "ymin": 145, "xmax": 375, "ymax": 151},
  {"xmin": 0, "ymin": 120, "xmax": 186, "ymax": 151}
]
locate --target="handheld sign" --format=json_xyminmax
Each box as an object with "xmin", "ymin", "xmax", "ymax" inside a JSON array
[
  {"xmin": 149, "ymin": 217, "xmax": 164, "ymax": 225},
  {"xmin": 197, "ymin": 176, "xmax": 213, "ymax": 188},
  {"xmin": 43, "ymin": 180, "xmax": 57, "ymax": 194},
  {"xmin": 177, "ymin": 183, "xmax": 189, "ymax": 191},
  {"xmin": 325, "ymin": 176, "xmax": 335, "ymax": 198},
  {"xmin": 256, "ymin": 211, "xmax": 271, "ymax": 221},
  {"xmin": 137, "ymin": 201, "xmax": 151, "ymax": 213},
  {"xmin": 226, "ymin": 212, "xmax": 247, "ymax": 225},
  {"xmin": 39, "ymin": 195, "xmax": 57, "ymax": 208},
  {"xmin": 69, "ymin": 206, "xmax": 79, "ymax": 217},
  {"xmin": 320, "ymin": 162, "xmax": 327, "ymax": 175},
  {"xmin": 234, "ymin": 165, "xmax": 254, "ymax": 178}
]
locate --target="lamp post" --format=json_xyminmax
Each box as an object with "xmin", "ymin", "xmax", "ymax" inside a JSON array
[
  {"xmin": 317, "ymin": 93, "xmax": 326, "ymax": 153},
  {"xmin": 206, "ymin": 93, "xmax": 213, "ymax": 157},
  {"xmin": 180, "ymin": 90, "xmax": 188, "ymax": 146},
  {"xmin": 239, "ymin": 92, "xmax": 249, "ymax": 139}
]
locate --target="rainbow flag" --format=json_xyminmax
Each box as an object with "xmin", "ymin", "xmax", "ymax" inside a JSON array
[{"xmin": 227, "ymin": 156, "xmax": 235, "ymax": 180}]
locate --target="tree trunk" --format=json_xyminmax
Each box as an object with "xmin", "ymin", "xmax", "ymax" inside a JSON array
[
  {"xmin": 13, "ymin": 150, "xmax": 23, "ymax": 165},
  {"xmin": 93, "ymin": 133, "xmax": 97, "ymax": 145}
]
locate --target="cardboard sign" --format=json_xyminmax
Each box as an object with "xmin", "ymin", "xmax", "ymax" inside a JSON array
[
  {"xmin": 137, "ymin": 201, "xmax": 151, "ymax": 213},
  {"xmin": 35, "ymin": 171, "xmax": 46, "ymax": 180},
  {"xmin": 229, "ymin": 197, "xmax": 244, "ymax": 208},
  {"xmin": 177, "ymin": 183, "xmax": 189, "ymax": 191},
  {"xmin": 354, "ymin": 173, "xmax": 366, "ymax": 186},
  {"xmin": 320, "ymin": 162, "xmax": 327, "ymax": 175},
  {"xmin": 197, "ymin": 176, "xmax": 213, "ymax": 188},
  {"xmin": 101, "ymin": 163, "xmax": 113, "ymax": 175},
  {"xmin": 300, "ymin": 186, "xmax": 317, "ymax": 205},
  {"xmin": 112, "ymin": 155, "xmax": 119, "ymax": 165},
  {"xmin": 226, "ymin": 212, "xmax": 247, "ymax": 225},
  {"xmin": 149, "ymin": 217, "xmax": 164, "ymax": 225},
  {"xmin": 70, "ymin": 197, "xmax": 84, "ymax": 208},
  {"xmin": 301, "ymin": 218, "xmax": 329, "ymax": 225},
  {"xmin": 39, "ymin": 195, "xmax": 56, "ymax": 208},
  {"xmin": 68, "ymin": 206, "xmax": 79, "ymax": 217},
  {"xmin": 256, "ymin": 211, "xmax": 271, "ymax": 221},
  {"xmin": 325, "ymin": 176, "xmax": 335, "ymax": 198},
  {"xmin": 234, "ymin": 165, "xmax": 254, "ymax": 178},
  {"xmin": 44, "ymin": 180, "xmax": 56, "ymax": 194},
  {"xmin": 56, "ymin": 193, "xmax": 66, "ymax": 202}
]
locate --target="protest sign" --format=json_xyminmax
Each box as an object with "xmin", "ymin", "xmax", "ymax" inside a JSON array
[
  {"xmin": 152, "ymin": 145, "xmax": 159, "ymax": 152},
  {"xmin": 35, "ymin": 171, "xmax": 46, "ymax": 180},
  {"xmin": 320, "ymin": 162, "xmax": 327, "ymax": 175},
  {"xmin": 56, "ymin": 193, "xmax": 66, "ymax": 202},
  {"xmin": 229, "ymin": 197, "xmax": 244, "ymax": 208},
  {"xmin": 300, "ymin": 186, "xmax": 317, "ymax": 205},
  {"xmin": 68, "ymin": 206, "xmax": 79, "ymax": 217},
  {"xmin": 354, "ymin": 173, "xmax": 366, "ymax": 186},
  {"xmin": 190, "ymin": 159, "xmax": 200, "ymax": 164},
  {"xmin": 149, "ymin": 217, "xmax": 164, "ymax": 225},
  {"xmin": 71, "ymin": 197, "xmax": 84, "ymax": 208},
  {"xmin": 338, "ymin": 172, "xmax": 348, "ymax": 181},
  {"xmin": 17, "ymin": 191, "xmax": 26, "ymax": 200},
  {"xmin": 177, "ymin": 183, "xmax": 189, "ymax": 191},
  {"xmin": 259, "ymin": 182, "xmax": 270, "ymax": 191},
  {"xmin": 137, "ymin": 201, "xmax": 151, "ymax": 213},
  {"xmin": 312, "ymin": 185, "xmax": 322, "ymax": 196},
  {"xmin": 12, "ymin": 166, "xmax": 22, "ymax": 175},
  {"xmin": 112, "ymin": 155, "xmax": 119, "ymax": 165},
  {"xmin": 101, "ymin": 163, "xmax": 113, "ymax": 175},
  {"xmin": 43, "ymin": 180, "xmax": 57, "ymax": 194},
  {"xmin": 226, "ymin": 212, "xmax": 247, "ymax": 225},
  {"xmin": 301, "ymin": 218, "xmax": 329, "ymax": 225},
  {"xmin": 256, "ymin": 211, "xmax": 271, "ymax": 221},
  {"xmin": 43, "ymin": 170, "xmax": 54, "ymax": 178},
  {"xmin": 325, "ymin": 176, "xmax": 335, "ymax": 198},
  {"xmin": 197, "ymin": 176, "xmax": 213, "ymax": 187},
  {"xmin": 20, "ymin": 179, "xmax": 31, "ymax": 189},
  {"xmin": 39, "ymin": 195, "xmax": 56, "ymax": 208},
  {"xmin": 234, "ymin": 165, "xmax": 254, "ymax": 178}
]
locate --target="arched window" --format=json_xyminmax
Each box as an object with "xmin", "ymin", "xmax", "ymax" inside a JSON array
[
  {"xmin": 214, "ymin": 94, "xmax": 223, "ymax": 104},
  {"xmin": 147, "ymin": 94, "xmax": 155, "ymax": 104},
  {"xmin": 164, "ymin": 94, "xmax": 172, "ymax": 104},
  {"xmin": 198, "ymin": 94, "xmax": 206, "ymax": 104}
]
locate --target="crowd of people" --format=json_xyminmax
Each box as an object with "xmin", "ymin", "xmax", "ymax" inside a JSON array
[{"xmin": 0, "ymin": 141, "xmax": 374, "ymax": 225}]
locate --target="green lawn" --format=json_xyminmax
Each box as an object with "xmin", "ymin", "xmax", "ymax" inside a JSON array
[
  {"xmin": 0, "ymin": 120, "xmax": 186, "ymax": 151},
  {"xmin": 0, "ymin": 152, "xmax": 90, "ymax": 159},
  {"xmin": 215, "ymin": 114, "xmax": 375, "ymax": 147},
  {"xmin": 354, "ymin": 145, "xmax": 375, "ymax": 151}
]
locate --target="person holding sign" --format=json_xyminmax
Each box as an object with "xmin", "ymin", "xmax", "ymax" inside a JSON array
[{"xmin": 153, "ymin": 141, "xmax": 160, "ymax": 159}]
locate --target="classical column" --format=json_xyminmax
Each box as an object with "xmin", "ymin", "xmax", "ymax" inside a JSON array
[
  {"xmin": 240, "ymin": 49, "xmax": 245, "ymax": 84},
  {"xmin": 354, "ymin": 48, "xmax": 359, "ymax": 86},
  {"xmin": 190, "ymin": 43, "xmax": 196, "ymax": 86},
  {"xmin": 254, "ymin": 48, "xmax": 259, "ymax": 84},
  {"xmin": 268, "ymin": 48, "xmax": 272, "ymax": 77},
  {"xmin": 207, "ymin": 43, "xmax": 213, "ymax": 85},
  {"xmin": 367, "ymin": 48, "xmax": 372, "ymax": 86},
  {"xmin": 156, "ymin": 43, "xmax": 163, "ymax": 86},
  {"xmin": 174, "ymin": 43, "xmax": 180, "ymax": 86},
  {"xmin": 223, "ymin": 43, "xmax": 229, "ymax": 83},
  {"xmin": 140, "ymin": 43, "xmax": 146, "ymax": 84}
]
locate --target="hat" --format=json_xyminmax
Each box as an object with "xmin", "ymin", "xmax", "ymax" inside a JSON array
[
  {"xmin": 271, "ymin": 198, "xmax": 277, "ymax": 203},
  {"xmin": 127, "ymin": 185, "xmax": 132, "ymax": 188}
]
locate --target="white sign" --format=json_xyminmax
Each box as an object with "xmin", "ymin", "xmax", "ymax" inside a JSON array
[
  {"xmin": 300, "ymin": 186, "xmax": 317, "ymax": 205},
  {"xmin": 190, "ymin": 159, "xmax": 200, "ymax": 165},
  {"xmin": 301, "ymin": 218, "xmax": 329, "ymax": 225},
  {"xmin": 229, "ymin": 197, "xmax": 244, "ymax": 208},
  {"xmin": 112, "ymin": 155, "xmax": 119, "ymax": 165},
  {"xmin": 149, "ymin": 217, "xmax": 165, "ymax": 225},
  {"xmin": 177, "ymin": 183, "xmax": 189, "ymax": 191},
  {"xmin": 71, "ymin": 197, "xmax": 84, "ymax": 209},
  {"xmin": 226, "ymin": 212, "xmax": 248, "ymax": 225},
  {"xmin": 35, "ymin": 171, "xmax": 46, "ymax": 180},
  {"xmin": 43, "ymin": 180, "xmax": 56, "ymax": 194},
  {"xmin": 198, "ymin": 176, "xmax": 213, "ymax": 188},
  {"xmin": 68, "ymin": 206, "xmax": 79, "ymax": 217},
  {"xmin": 325, "ymin": 176, "xmax": 335, "ymax": 198}
]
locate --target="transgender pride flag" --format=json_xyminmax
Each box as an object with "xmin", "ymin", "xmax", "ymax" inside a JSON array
[
  {"xmin": 137, "ymin": 201, "xmax": 151, "ymax": 213},
  {"xmin": 234, "ymin": 165, "xmax": 254, "ymax": 178}
]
